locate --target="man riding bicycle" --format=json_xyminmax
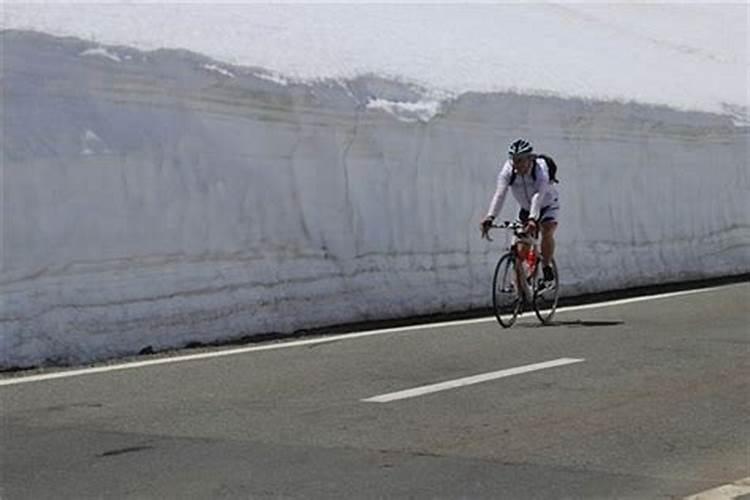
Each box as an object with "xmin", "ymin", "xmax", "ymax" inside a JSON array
[{"xmin": 480, "ymin": 138, "xmax": 559, "ymax": 284}]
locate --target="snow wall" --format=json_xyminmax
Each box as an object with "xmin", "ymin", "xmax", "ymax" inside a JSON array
[{"xmin": 2, "ymin": 31, "xmax": 748, "ymax": 368}]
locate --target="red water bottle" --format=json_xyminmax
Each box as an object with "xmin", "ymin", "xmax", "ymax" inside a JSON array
[{"xmin": 526, "ymin": 249, "xmax": 537, "ymax": 274}]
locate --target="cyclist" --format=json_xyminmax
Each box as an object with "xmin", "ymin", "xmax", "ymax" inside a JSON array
[{"xmin": 480, "ymin": 138, "xmax": 559, "ymax": 283}]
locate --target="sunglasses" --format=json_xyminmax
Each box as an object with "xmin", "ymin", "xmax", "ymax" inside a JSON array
[{"xmin": 511, "ymin": 155, "xmax": 533, "ymax": 164}]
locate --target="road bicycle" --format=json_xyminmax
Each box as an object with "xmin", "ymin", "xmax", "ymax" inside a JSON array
[{"xmin": 488, "ymin": 221, "xmax": 560, "ymax": 328}]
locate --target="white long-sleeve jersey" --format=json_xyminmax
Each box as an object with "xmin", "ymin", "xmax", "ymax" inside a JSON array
[{"xmin": 486, "ymin": 157, "xmax": 559, "ymax": 220}]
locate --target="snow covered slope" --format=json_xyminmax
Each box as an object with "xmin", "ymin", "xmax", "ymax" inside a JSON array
[{"xmin": 2, "ymin": 3, "xmax": 747, "ymax": 118}]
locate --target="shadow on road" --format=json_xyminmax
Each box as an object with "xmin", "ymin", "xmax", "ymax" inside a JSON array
[
  {"xmin": 518, "ymin": 319, "xmax": 625, "ymax": 328},
  {"xmin": 549, "ymin": 320, "xmax": 625, "ymax": 327}
]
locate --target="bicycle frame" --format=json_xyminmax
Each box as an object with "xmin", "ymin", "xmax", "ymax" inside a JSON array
[
  {"xmin": 488, "ymin": 220, "xmax": 559, "ymax": 327},
  {"xmin": 492, "ymin": 222, "xmax": 540, "ymax": 295}
]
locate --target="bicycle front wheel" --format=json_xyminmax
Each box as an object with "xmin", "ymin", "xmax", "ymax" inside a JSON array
[
  {"xmin": 492, "ymin": 253, "xmax": 522, "ymax": 328},
  {"xmin": 533, "ymin": 258, "xmax": 560, "ymax": 324}
]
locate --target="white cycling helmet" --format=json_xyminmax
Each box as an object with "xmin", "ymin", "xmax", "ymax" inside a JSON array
[{"xmin": 508, "ymin": 138, "xmax": 533, "ymax": 158}]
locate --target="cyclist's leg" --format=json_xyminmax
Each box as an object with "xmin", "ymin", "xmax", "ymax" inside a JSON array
[
  {"xmin": 539, "ymin": 206, "xmax": 559, "ymax": 267},
  {"xmin": 513, "ymin": 209, "xmax": 531, "ymax": 285},
  {"xmin": 540, "ymin": 220, "xmax": 557, "ymax": 267}
]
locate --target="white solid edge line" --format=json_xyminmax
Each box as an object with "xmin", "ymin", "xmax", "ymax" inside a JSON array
[
  {"xmin": 0, "ymin": 282, "xmax": 742, "ymax": 387},
  {"xmin": 683, "ymin": 477, "xmax": 750, "ymax": 499},
  {"xmin": 362, "ymin": 358, "xmax": 585, "ymax": 403}
]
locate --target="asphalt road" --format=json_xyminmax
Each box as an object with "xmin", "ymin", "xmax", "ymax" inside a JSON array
[{"xmin": 1, "ymin": 283, "xmax": 748, "ymax": 499}]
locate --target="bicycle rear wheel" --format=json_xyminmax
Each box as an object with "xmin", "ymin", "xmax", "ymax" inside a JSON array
[
  {"xmin": 533, "ymin": 258, "xmax": 559, "ymax": 324},
  {"xmin": 492, "ymin": 253, "xmax": 522, "ymax": 328}
]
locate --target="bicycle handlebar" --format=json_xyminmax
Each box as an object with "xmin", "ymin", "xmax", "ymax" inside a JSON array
[
  {"xmin": 490, "ymin": 221, "xmax": 524, "ymax": 230},
  {"xmin": 483, "ymin": 221, "xmax": 535, "ymax": 241}
]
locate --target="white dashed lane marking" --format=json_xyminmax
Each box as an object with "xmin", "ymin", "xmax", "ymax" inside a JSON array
[
  {"xmin": 362, "ymin": 358, "xmax": 585, "ymax": 403},
  {"xmin": 684, "ymin": 477, "xmax": 750, "ymax": 500}
]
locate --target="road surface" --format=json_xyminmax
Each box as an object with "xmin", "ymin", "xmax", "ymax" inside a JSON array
[{"xmin": 1, "ymin": 283, "xmax": 748, "ymax": 499}]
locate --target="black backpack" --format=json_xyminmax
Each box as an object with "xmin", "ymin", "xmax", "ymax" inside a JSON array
[{"xmin": 509, "ymin": 154, "xmax": 559, "ymax": 185}]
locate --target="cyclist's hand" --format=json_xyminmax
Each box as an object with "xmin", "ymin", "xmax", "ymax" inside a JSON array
[
  {"xmin": 525, "ymin": 219, "xmax": 538, "ymax": 237},
  {"xmin": 480, "ymin": 217, "xmax": 494, "ymax": 240}
]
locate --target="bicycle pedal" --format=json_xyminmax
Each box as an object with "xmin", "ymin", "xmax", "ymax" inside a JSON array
[{"xmin": 538, "ymin": 284, "xmax": 557, "ymax": 296}]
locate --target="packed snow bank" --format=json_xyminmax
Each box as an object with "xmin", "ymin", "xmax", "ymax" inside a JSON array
[{"xmin": 1, "ymin": 31, "xmax": 748, "ymax": 367}]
